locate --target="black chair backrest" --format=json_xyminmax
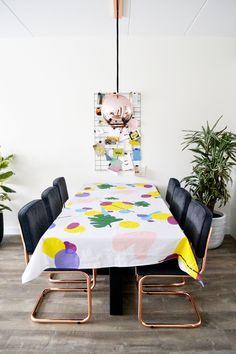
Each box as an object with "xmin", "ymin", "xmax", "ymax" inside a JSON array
[
  {"xmin": 166, "ymin": 178, "xmax": 180, "ymax": 205},
  {"xmin": 41, "ymin": 186, "xmax": 62, "ymax": 224},
  {"xmin": 183, "ymin": 200, "xmax": 212, "ymax": 259},
  {"xmin": 170, "ymin": 187, "xmax": 191, "ymax": 229},
  {"xmin": 53, "ymin": 177, "xmax": 69, "ymax": 205},
  {"xmin": 18, "ymin": 199, "xmax": 50, "ymax": 255}
]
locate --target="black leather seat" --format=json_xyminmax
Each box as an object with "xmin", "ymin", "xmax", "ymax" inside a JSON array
[
  {"xmin": 165, "ymin": 178, "xmax": 180, "ymax": 205},
  {"xmin": 18, "ymin": 199, "xmax": 93, "ymax": 324},
  {"xmin": 41, "ymin": 186, "xmax": 62, "ymax": 224},
  {"xmin": 136, "ymin": 200, "xmax": 212, "ymax": 328},
  {"xmin": 136, "ymin": 259, "xmax": 187, "ymax": 276},
  {"xmin": 169, "ymin": 187, "xmax": 191, "ymax": 229},
  {"xmin": 53, "ymin": 177, "xmax": 69, "ymax": 206}
]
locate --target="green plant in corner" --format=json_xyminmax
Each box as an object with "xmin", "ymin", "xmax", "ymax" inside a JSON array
[
  {"xmin": 182, "ymin": 116, "xmax": 236, "ymax": 213},
  {"xmin": 0, "ymin": 152, "xmax": 15, "ymax": 212}
]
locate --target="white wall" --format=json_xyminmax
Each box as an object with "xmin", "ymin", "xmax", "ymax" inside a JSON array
[{"xmin": 1, "ymin": 36, "xmax": 236, "ymax": 235}]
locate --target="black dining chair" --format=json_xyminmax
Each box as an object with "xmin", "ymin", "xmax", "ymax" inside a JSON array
[
  {"xmin": 41, "ymin": 185, "xmax": 96, "ymax": 287},
  {"xmin": 136, "ymin": 200, "xmax": 212, "ymax": 328},
  {"xmin": 41, "ymin": 186, "xmax": 62, "ymax": 224},
  {"xmin": 18, "ymin": 199, "xmax": 94, "ymax": 324},
  {"xmin": 165, "ymin": 178, "xmax": 180, "ymax": 206},
  {"xmin": 53, "ymin": 177, "xmax": 69, "ymax": 206},
  {"xmin": 169, "ymin": 187, "xmax": 191, "ymax": 229}
]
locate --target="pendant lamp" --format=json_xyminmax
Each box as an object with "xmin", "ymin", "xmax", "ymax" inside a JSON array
[{"xmin": 102, "ymin": 0, "xmax": 133, "ymax": 129}]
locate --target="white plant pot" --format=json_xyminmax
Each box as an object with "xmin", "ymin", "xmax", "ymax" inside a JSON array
[{"xmin": 208, "ymin": 211, "xmax": 226, "ymax": 249}]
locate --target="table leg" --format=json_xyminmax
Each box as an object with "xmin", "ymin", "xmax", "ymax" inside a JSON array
[{"xmin": 109, "ymin": 267, "xmax": 123, "ymax": 315}]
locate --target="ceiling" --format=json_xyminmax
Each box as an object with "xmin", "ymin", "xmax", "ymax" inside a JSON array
[{"xmin": 0, "ymin": 0, "xmax": 236, "ymax": 38}]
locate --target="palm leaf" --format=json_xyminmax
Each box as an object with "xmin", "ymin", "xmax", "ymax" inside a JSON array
[{"xmin": 89, "ymin": 214, "xmax": 123, "ymax": 228}]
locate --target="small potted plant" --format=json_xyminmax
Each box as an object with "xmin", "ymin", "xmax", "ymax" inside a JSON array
[
  {"xmin": 0, "ymin": 150, "xmax": 15, "ymax": 243},
  {"xmin": 182, "ymin": 116, "xmax": 236, "ymax": 248}
]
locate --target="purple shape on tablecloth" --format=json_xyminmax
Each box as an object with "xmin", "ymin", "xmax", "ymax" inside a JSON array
[
  {"xmin": 141, "ymin": 194, "xmax": 151, "ymax": 198},
  {"xmin": 167, "ymin": 216, "xmax": 178, "ymax": 225},
  {"xmin": 100, "ymin": 201, "xmax": 112, "ymax": 206},
  {"xmin": 49, "ymin": 223, "xmax": 56, "ymax": 229},
  {"xmin": 67, "ymin": 222, "xmax": 80, "ymax": 229},
  {"xmin": 55, "ymin": 249, "xmax": 80, "ymax": 268},
  {"xmin": 75, "ymin": 192, "xmax": 90, "ymax": 197},
  {"xmin": 144, "ymin": 184, "xmax": 152, "ymax": 188},
  {"xmin": 64, "ymin": 241, "xmax": 77, "ymax": 252}
]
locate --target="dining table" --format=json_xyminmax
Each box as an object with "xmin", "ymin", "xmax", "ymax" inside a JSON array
[{"xmin": 22, "ymin": 182, "xmax": 200, "ymax": 315}]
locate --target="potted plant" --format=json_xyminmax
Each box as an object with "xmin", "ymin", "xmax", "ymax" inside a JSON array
[
  {"xmin": 182, "ymin": 116, "xmax": 236, "ymax": 249},
  {"xmin": 0, "ymin": 150, "xmax": 15, "ymax": 243}
]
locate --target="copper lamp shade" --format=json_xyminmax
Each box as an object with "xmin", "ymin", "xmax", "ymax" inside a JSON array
[
  {"xmin": 101, "ymin": 0, "xmax": 132, "ymax": 130},
  {"xmin": 102, "ymin": 93, "xmax": 133, "ymax": 129}
]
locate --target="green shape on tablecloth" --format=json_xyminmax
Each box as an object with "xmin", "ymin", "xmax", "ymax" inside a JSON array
[
  {"xmin": 97, "ymin": 183, "xmax": 114, "ymax": 189},
  {"xmin": 89, "ymin": 214, "xmax": 123, "ymax": 228},
  {"xmin": 134, "ymin": 201, "xmax": 150, "ymax": 207},
  {"xmin": 105, "ymin": 197, "xmax": 119, "ymax": 200}
]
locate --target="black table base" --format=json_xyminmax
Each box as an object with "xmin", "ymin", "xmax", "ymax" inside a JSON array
[{"xmin": 109, "ymin": 267, "xmax": 123, "ymax": 315}]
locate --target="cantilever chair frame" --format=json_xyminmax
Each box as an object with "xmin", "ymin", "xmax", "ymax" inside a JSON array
[
  {"xmin": 19, "ymin": 221, "xmax": 94, "ymax": 324},
  {"xmin": 136, "ymin": 227, "xmax": 212, "ymax": 328},
  {"xmin": 31, "ymin": 270, "xmax": 92, "ymax": 324},
  {"xmin": 48, "ymin": 270, "xmax": 97, "ymax": 289}
]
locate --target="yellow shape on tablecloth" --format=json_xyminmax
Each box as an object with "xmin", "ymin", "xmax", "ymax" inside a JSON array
[
  {"xmin": 65, "ymin": 202, "xmax": 73, "ymax": 207},
  {"xmin": 42, "ymin": 237, "xmax": 65, "ymax": 258},
  {"xmin": 85, "ymin": 210, "xmax": 102, "ymax": 216},
  {"xmin": 119, "ymin": 221, "xmax": 140, "ymax": 228},
  {"xmin": 174, "ymin": 237, "xmax": 199, "ymax": 279},
  {"xmin": 116, "ymin": 186, "xmax": 126, "ymax": 190},
  {"xmin": 64, "ymin": 225, "xmax": 86, "ymax": 233},
  {"xmin": 102, "ymin": 201, "xmax": 134, "ymax": 211},
  {"xmin": 151, "ymin": 212, "xmax": 172, "ymax": 220},
  {"xmin": 148, "ymin": 191, "xmax": 160, "ymax": 198}
]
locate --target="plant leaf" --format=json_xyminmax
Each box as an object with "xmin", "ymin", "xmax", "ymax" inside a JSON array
[
  {"xmin": 0, "ymin": 171, "xmax": 14, "ymax": 181},
  {"xmin": 0, "ymin": 185, "xmax": 15, "ymax": 193}
]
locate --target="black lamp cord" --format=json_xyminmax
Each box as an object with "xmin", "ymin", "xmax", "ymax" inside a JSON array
[{"xmin": 116, "ymin": 0, "xmax": 119, "ymax": 94}]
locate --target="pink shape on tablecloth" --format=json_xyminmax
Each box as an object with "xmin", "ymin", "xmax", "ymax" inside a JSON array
[
  {"xmin": 167, "ymin": 216, "xmax": 178, "ymax": 225},
  {"xmin": 112, "ymin": 231, "xmax": 157, "ymax": 261},
  {"xmin": 111, "ymin": 190, "xmax": 135, "ymax": 195},
  {"xmin": 76, "ymin": 197, "xmax": 100, "ymax": 204}
]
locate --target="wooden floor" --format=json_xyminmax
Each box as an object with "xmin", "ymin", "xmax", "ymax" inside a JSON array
[{"xmin": 1, "ymin": 235, "xmax": 236, "ymax": 354}]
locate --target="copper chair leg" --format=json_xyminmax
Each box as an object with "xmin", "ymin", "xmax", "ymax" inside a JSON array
[
  {"xmin": 31, "ymin": 274, "xmax": 92, "ymax": 324},
  {"xmin": 135, "ymin": 274, "xmax": 185, "ymax": 291},
  {"xmin": 138, "ymin": 276, "xmax": 201, "ymax": 328},
  {"xmin": 49, "ymin": 269, "xmax": 97, "ymax": 289}
]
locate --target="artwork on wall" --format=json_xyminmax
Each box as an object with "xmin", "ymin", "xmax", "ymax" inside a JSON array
[{"xmin": 94, "ymin": 92, "xmax": 141, "ymax": 173}]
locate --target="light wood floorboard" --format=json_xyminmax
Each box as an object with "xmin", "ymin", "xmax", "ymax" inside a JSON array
[{"xmin": 0, "ymin": 235, "xmax": 236, "ymax": 353}]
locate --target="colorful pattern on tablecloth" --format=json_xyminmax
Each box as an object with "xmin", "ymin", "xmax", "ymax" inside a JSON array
[{"xmin": 22, "ymin": 183, "xmax": 200, "ymax": 283}]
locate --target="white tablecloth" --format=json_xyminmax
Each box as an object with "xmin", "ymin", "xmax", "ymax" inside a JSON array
[{"xmin": 22, "ymin": 183, "xmax": 199, "ymax": 283}]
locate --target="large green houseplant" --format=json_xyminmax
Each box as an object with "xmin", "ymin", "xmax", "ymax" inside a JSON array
[
  {"xmin": 0, "ymin": 151, "xmax": 15, "ymax": 243},
  {"xmin": 182, "ymin": 116, "xmax": 236, "ymax": 248}
]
